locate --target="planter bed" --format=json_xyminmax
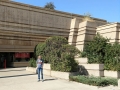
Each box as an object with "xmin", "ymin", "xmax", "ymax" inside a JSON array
[
  {"xmin": 26, "ymin": 64, "xmax": 51, "ymax": 75},
  {"xmin": 26, "ymin": 67, "xmax": 51, "ymax": 75},
  {"xmin": 79, "ymin": 64, "xmax": 104, "ymax": 77},
  {"xmin": 104, "ymin": 70, "xmax": 120, "ymax": 78},
  {"xmin": 26, "ymin": 67, "xmax": 78, "ymax": 80},
  {"xmin": 79, "ymin": 64, "xmax": 104, "ymax": 70},
  {"xmin": 51, "ymin": 71, "xmax": 79, "ymax": 80},
  {"xmin": 26, "ymin": 67, "xmax": 37, "ymax": 74},
  {"xmin": 75, "ymin": 58, "xmax": 88, "ymax": 64}
]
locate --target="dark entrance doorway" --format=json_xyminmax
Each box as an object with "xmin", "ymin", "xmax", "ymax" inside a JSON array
[
  {"xmin": 0, "ymin": 52, "xmax": 34, "ymax": 68},
  {"xmin": 0, "ymin": 52, "xmax": 13, "ymax": 68}
]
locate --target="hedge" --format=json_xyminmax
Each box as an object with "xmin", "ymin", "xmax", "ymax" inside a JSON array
[{"xmin": 69, "ymin": 75, "xmax": 118, "ymax": 86}]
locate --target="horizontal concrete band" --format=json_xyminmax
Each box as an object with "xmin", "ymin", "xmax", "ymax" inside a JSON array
[
  {"xmin": 12, "ymin": 62, "xmax": 29, "ymax": 67},
  {"xmin": 70, "ymin": 28, "xmax": 79, "ymax": 31},
  {"xmin": 69, "ymin": 33, "xmax": 78, "ymax": 36},
  {"xmin": 51, "ymin": 71, "xmax": 79, "ymax": 80},
  {"xmin": 77, "ymin": 32, "xmax": 96, "ymax": 36},
  {"xmin": 0, "ymin": 0, "xmax": 106, "ymax": 23},
  {"xmin": 79, "ymin": 64, "xmax": 104, "ymax": 70},
  {"xmin": 97, "ymin": 23, "xmax": 120, "ymax": 30},
  {"xmin": 0, "ymin": 45, "xmax": 34, "ymax": 52},
  {"xmin": 0, "ymin": 37, "xmax": 45, "ymax": 42},
  {"xmin": 0, "ymin": 8, "xmax": 71, "ymax": 30},
  {"xmin": 0, "ymin": 28, "xmax": 69, "ymax": 36},
  {"xmin": 0, "ymin": 29, "xmax": 53, "ymax": 38},
  {"xmin": 78, "ymin": 26, "xmax": 97, "ymax": 30},
  {"xmin": 0, "ymin": 1, "xmax": 83, "ymax": 19},
  {"xmin": 0, "ymin": 21, "xmax": 70, "ymax": 31},
  {"xmin": 104, "ymin": 70, "xmax": 120, "ymax": 78},
  {"xmin": 0, "ymin": 49, "xmax": 33, "ymax": 52},
  {"xmin": 75, "ymin": 58, "xmax": 88, "ymax": 64},
  {"xmin": 97, "ymin": 31, "xmax": 119, "ymax": 35},
  {"xmin": 79, "ymin": 70, "xmax": 104, "ymax": 77},
  {"xmin": 0, "ymin": 45, "xmax": 34, "ymax": 48}
]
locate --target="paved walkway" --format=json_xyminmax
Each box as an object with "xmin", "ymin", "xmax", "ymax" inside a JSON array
[{"xmin": 0, "ymin": 68, "xmax": 119, "ymax": 90}]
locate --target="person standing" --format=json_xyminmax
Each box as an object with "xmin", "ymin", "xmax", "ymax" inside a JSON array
[{"xmin": 36, "ymin": 55, "xmax": 44, "ymax": 82}]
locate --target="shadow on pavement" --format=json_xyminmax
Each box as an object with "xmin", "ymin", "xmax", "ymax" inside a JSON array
[
  {"xmin": 44, "ymin": 78, "xmax": 57, "ymax": 81},
  {"xmin": 0, "ymin": 69, "xmax": 25, "ymax": 72},
  {"xmin": 0, "ymin": 74, "xmax": 36, "ymax": 78}
]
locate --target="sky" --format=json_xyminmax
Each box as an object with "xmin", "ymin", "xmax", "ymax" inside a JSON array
[{"xmin": 13, "ymin": 0, "xmax": 120, "ymax": 22}]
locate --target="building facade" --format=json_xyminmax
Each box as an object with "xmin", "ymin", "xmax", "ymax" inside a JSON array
[
  {"xmin": 69, "ymin": 19, "xmax": 120, "ymax": 51},
  {"xmin": 0, "ymin": 0, "xmax": 118, "ymax": 68}
]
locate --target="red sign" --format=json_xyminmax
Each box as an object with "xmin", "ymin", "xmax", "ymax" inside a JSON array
[
  {"xmin": 21, "ymin": 53, "xmax": 30, "ymax": 58},
  {"xmin": 15, "ymin": 53, "xmax": 21, "ymax": 58},
  {"xmin": 15, "ymin": 53, "xmax": 30, "ymax": 58}
]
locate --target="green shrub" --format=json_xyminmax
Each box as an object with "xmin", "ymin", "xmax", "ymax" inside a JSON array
[
  {"xmin": 51, "ymin": 44, "xmax": 79, "ymax": 72},
  {"xmin": 80, "ymin": 33, "xmax": 120, "ymax": 71},
  {"xmin": 69, "ymin": 75, "xmax": 118, "ymax": 86},
  {"xmin": 80, "ymin": 51, "xmax": 87, "ymax": 57},
  {"xmin": 104, "ymin": 42, "xmax": 120, "ymax": 71},
  {"xmin": 35, "ymin": 43, "xmax": 48, "ymax": 63},
  {"xmin": 82, "ymin": 33, "xmax": 109, "ymax": 64},
  {"xmin": 29, "ymin": 58, "xmax": 36, "ymax": 67},
  {"xmin": 34, "ymin": 36, "xmax": 80, "ymax": 72},
  {"xmin": 35, "ymin": 36, "xmax": 68, "ymax": 63}
]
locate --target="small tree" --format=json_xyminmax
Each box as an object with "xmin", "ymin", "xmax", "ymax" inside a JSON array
[
  {"xmin": 44, "ymin": 2, "xmax": 55, "ymax": 10},
  {"xmin": 104, "ymin": 42, "xmax": 120, "ymax": 71},
  {"xmin": 35, "ymin": 36, "xmax": 80, "ymax": 72}
]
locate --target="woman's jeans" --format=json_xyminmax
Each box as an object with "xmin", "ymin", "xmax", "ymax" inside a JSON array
[{"xmin": 37, "ymin": 68, "xmax": 43, "ymax": 80}]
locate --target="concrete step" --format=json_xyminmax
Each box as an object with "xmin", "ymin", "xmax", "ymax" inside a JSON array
[{"xmin": 75, "ymin": 58, "xmax": 88, "ymax": 64}]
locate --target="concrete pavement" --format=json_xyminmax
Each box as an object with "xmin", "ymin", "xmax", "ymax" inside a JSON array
[{"xmin": 0, "ymin": 68, "xmax": 119, "ymax": 90}]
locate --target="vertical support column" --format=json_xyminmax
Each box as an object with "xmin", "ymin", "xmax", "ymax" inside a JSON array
[
  {"xmin": 68, "ymin": 18, "xmax": 80, "ymax": 46},
  {"xmin": 114, "ymin": 23, "xmax": 120, "ymax": 43},
  {"xmin": 76, "ymin": 21, "xmax": 97, "ymax": 51},
  {"xmin": 4, "ymin": 59, "xmax": 6, "ymax": 69},
  {"xmin": 117, "ymin": 24, "xmax": 120, "ymax": 43}
]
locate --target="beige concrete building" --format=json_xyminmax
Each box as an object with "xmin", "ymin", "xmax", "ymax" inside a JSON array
[
  {"xmin": 0, "ymin": 0, "xmax": 119, "ymax": 67},
  {"xmin": 97, "ymin": 22, "xmax": 120, "ymax": 43},
  {"xmin": 68, "ymin": 19, "xmax": 107, "ymax": 51},
  {"xmin": 69, "ymin": 20, "xmax": 120, "ymax": 51}
]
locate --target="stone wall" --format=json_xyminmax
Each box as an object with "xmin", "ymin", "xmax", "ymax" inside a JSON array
[
  {"xmin": 69, "ymin": 18, "xmax": 120, "ymax": 51},
  {"xmin": 97, "ymin": 22, "xmax": 120, "ymax": 43},
  {"xmin": 69, "ymin": 19, "xmax": 107, "ymax": 51},
  {"xmin": 0, "ymin": 0, "xmax": 71, "ymax": 52},
  {"xmin": 0, "ymin": 0, "xmax": 107, "ymax": 52}
]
